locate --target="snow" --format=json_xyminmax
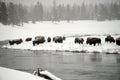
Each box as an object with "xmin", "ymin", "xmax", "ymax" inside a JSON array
[
  {"xmin": 40, "ymin": 71, "xmax": 62, "ymax": 80},
  {"xmin": 0, "ymin": 67, "xmax": 62, "ymax": 80},
  {"xmin": 2, "ymin": 35, "xmax": 120, "ymax": 54},
  {"xmin": 0, "ymin": 67, "xmax": 47, "ymax": 80},
  {"xmin": 0, "ymin": 20, "xmax": 120, "ymax": 41},
  {"xmin": 0, "ymin": 20, "xmax": 120, "ymax": 54}
]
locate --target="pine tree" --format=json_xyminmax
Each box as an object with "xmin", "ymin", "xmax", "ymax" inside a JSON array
[
  {"xmin": 0, "ymin": 2, "xmax": 8, "ymax": 25},
  {"xmin": 58, "ymin": 4, "xmax": 65, "ymax": 20},
  {"xmin": 17, "ymin": 4, "xmax": 28, "ymax": 24},
  {"xmin": 39, "ymin": 2, "xmax": 44, "ymax": 21},
  {"xmin": 57, "ymin": 4, "xmax": 62, "ymax": 21},
  {"xmin": 80, "ymin": 2, "xmax": 88, "ymax": 20},
  {"xmin": 98, "ymin": 4, "xmax": 108, "ymax": 21},
  {"xmin": 0, "ymin": 1, "xmax": 2, "ymax": 22},
  {"xmin": 8, "ymin": 2, "xmax": 19, "ymax": 25},
  {"xmin": 110, "ymin": 3, "xmax": 120, "ymax": 20},
  {"xmin": 94, "ymin": 5, "xmax": 98, "ymax": 20},
  {"xmin": 52, "ymin": 0, "xmax": 59, "ymax": 22},
  {"xmin": 30, "ymin": 2, "xmax": 44, "ymax": 23},
  {"xmin": 66, "ymin": 4, "xmax": 70, "ymax": 22}
]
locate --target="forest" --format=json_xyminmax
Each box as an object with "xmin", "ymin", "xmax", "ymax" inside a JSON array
[{"xmin": 0, "ymin": 0, "xmax": 120, "ymax": 25}]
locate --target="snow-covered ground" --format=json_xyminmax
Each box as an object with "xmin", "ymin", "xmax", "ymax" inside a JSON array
[
  {"xmin": 0, "ymin": 20, "xmax": 120, "ymax": 54},
  {"xmin": 0, "ymin": 20, "xmax": 120, "ymax": 41},
  {"xmin": 0, "ymin": 67, "xmax": 62, "ymax": 80},
  {"xmin": 0, "ymin": 67, "xmax": 46, "ymax": 80}
]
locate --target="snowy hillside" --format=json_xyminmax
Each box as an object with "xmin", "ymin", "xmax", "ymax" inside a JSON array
[{"xmin": 0, "ymin": 21, "xmax": 120, "ymax": 54}]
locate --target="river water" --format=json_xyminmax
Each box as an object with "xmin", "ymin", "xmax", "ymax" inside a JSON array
[{"xmin": 0, "ymin": 46, "xmax": 120, "ymax": 80}]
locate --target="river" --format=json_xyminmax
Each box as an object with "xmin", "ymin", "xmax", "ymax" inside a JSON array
[{"xmin": 0, "ymin": 46, "xmax": 120, "ymax": 80}]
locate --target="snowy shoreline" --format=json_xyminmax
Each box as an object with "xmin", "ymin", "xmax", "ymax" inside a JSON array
[{"xmin": 2, "ymin": 35, "xmax": 120, "ymax": 54}]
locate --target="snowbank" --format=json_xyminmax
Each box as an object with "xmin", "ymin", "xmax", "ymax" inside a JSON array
[
  {"xmin": 0, "ymin": 67, "xmax": 47, "ymax": 80},
  {"xmin": 40, "ymin": 71, "xmax": 62, "ymax": 80}
]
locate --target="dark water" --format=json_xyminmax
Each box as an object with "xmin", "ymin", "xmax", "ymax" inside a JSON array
[{"xmin": 0, "ymin": 47, "xmax": 120, "ymax": 80}]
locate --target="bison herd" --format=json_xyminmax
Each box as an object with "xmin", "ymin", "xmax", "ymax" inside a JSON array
[{"xmin": 8, "ymin": 35, "xmax": 120, "ymax": 46}]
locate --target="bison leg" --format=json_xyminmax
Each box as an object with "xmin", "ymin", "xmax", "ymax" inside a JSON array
[
  {"xmin": 55, "ymin": 40, "xmax": 57, "ymax": 43},
  {"xmin": 37, "ymin": 42, "xmax": 40, "ymax": 45},
  {"xmin": 81, "ymin": 42, "xmax": 83, "ymax": 44},
  {"xmin": 75, "ymin": 41, "xmax": 77, "ymax": 44},
  {"xmin": 33, "ymin": 42, "xmax": 35, "ymax": 46},
  {"xmin": 94, "ymin": 43, "xmax": 96, "ymax": 46}
]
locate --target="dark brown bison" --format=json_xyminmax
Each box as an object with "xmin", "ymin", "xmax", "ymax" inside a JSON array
[
  {"xmin": 15, "ymin": 39, "xmax": 23, "ymax": 44},
  {"xmin": 9, "ymin": 40, "xmax": 15, "ymax": 45},
  {"xmin": 86, "ymin": 37, "xmax": 101, "ymax": 46},
  {"xmin": 9, "ymin": 39, "xmax": 23, "ymax": 45},
  {"xmin": 53, "ymin": 37, "xmax": 55, "ymax": 41},
  {"xmin": 53, "ymin": 36, "xmax": 65, "ymax": 43},
  {"xmin": 74, "ymin": 38, "xmax": 84, "ymax": 44},
  {"xmin": 33, "ymin": 36, "xmax": 45, "ymax": 46},
  {"xmin": 105, "ymin": 35, "xmax": 115, "ymax": 43},
  {"xmin": 47, "ymin": 37, "xmax": 51, "ymax": 42},
  {"xmin": 116, "ymin": 37, "xmax": 120, "ymax": 46},
  {"xmin": 63, "ymin": 36, "xmax": 66, "ymax": 40},
  {"xmin": 25, "ymin": 37, "xmax": 32, "ymax": 42}
]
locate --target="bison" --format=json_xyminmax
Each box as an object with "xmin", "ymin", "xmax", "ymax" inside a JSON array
[
  {"xmin": 74, "ymin": 37, "xmax": 84, "ymax": 44},
  {"xmin": 47, "ymin": 37, "xmax": 51, "ymax": 42},
  {"xmin": 9, "ymin": 40, "xmax": 15, "ymax": 45},
  {"xmin": 86, "ymin": 37, "xmax": 101, "ymax": 46},
  {"xmin": 25, "ymin": 37, "xmax": 32, "ymax": 42},
  {"xmin": 35, "ymin": 36, "xmax": 44, "ymax": 40},
  {"xmin": 63, "ymin": 36, "xmax": 66, "ymax": 40},
  {"xmin": 53, "ymin": 36, "xmax": 65, "ymax": 43},
  {"xmin": 33, "ymin": 36, "xmax": 45, "ymax": 46},
  {"xmin": 105, "ymin": 35, "xmax": 115, "ymax": 43},
  {"xmin": 9, "ymin": 39, "xmax": 23, "ymax": 45},
  {"xmin": 15, "ymin": 39, "xmax": 23, "ymax": 44},
  {"xmin": 116, "ymin": 37, "xmax": 120, "ymax": 46}
]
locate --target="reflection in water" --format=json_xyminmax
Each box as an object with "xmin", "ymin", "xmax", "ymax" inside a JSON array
[
  {"xmin": 0, "ymin": 48, "xmax": 120, "ymax": 80},
  {"xmin": 90, "ymin": 54, "xmax": 102, "ymax": 62},
  {"xmin": 116, "ymin": 55, "xmax": 120, "ymax": 63}
]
